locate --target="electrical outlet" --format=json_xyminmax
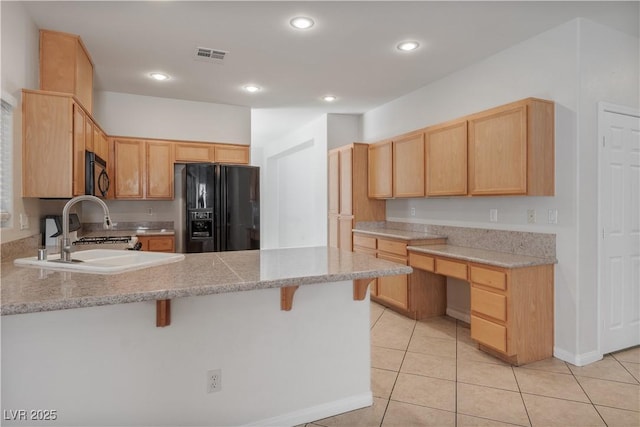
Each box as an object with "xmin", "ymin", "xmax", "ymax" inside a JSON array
[
  {"xmin": 489, "ymin": 209, "xmax": 498, "ymax": 222},
  {"xmin": 19, "ymin": 213, "xmax": 29, "ymax": 230},
  {"xmin": 410, "ymin": 207, "xmax": 416, "ymax": 217},
  {"xmin": 147, "ymin": 208, "xmax": 153, "ymax": 216},
  {"xmin": 527, "ymin": 209, "xmax": 536, "ymax": 224},
  {"xmin": 207, "ymin": 369, "xmax": 221, "ymax": 393},
  {"xmin": 548, "ymin": 209, "xmax": 558, "ymax": 224}
]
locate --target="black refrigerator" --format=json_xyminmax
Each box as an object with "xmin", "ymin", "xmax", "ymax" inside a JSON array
[{"xmin": 177, "ymin": 163, "xmax": 259, "ymax": 253}]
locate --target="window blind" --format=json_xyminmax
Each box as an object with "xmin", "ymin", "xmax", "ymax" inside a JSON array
[{"xmin": 0, "ymin": 96, "xmax": 15, "ymax": 228}]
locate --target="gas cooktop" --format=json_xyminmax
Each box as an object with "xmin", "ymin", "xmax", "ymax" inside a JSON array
[{"xmin": 73, "ymin": 236, "xmax": 133, "ymax": 245}]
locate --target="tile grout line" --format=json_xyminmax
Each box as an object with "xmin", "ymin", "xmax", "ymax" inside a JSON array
[
  {"xmin": 567, "ymin": 358, "xmax": 609, "ymax": 425},
  {"xmin": 378, "ymin": 308, "xmax": 417, "ymax": 427},
  {"xmin": 611, "ymin": 352, "xmax": 640, "ymax": 384},
  {"xmin": 512, "ymin": 363, "xmax": 533, "ymax": 427}
]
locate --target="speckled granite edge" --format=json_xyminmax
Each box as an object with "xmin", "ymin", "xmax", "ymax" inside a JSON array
[
  {"xmin": 356, "ymin": 221, "xmax": 555, "ymax": 259},
  {"xmin": 407, "ymin": 244, "xmax": 556, "ymax": 268},
  {"xmin": 83, "ymin": 221, "xmax": 174, "ymax": 232},
  {"xmin": 352, "ymin": 228, "xmax": 445, "ymax": 241},
  {"xmin": 1, "ymin": 248, "xmax": 412, "ymax": 316}
]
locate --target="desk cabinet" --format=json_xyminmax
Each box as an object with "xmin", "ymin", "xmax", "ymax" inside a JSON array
[
  {"xmin": 409, "ymin": 251, "xmax": 554, "ymax": 365},
  {"xmin": 470, "ymin": 263, "xmax": 553, "ymax": 365}
]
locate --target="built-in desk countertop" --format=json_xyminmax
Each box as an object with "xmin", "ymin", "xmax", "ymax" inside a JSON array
[{"xmin": 407, "ymin": 244, "xmax": 557, "ymax": 269}]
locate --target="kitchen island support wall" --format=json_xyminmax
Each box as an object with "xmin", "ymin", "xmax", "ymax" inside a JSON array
[{"xmin": 1, "ymin": 281, "xmax": 371, "ymax": 426}]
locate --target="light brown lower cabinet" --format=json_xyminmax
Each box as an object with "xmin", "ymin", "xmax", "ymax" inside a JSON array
[
  {"xmin": 409, "ymin": 251, "xmax": 554, "ymax": 365},
  {"xmin": 353, "ymin": 234, "xmax": 446, "ymax": 319},
  {"xmin": 137, "ymin": 235, "xmax": 175, "ymax": 253}
]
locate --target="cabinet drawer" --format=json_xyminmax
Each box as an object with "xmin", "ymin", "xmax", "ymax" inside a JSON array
[
  {"xmin": 471, "ymin": 315, "xmax": 507, "ymax": 353},
  {"xmin": 378, "ymin": 239, "xmax": 407, "ymax": 256},
  {"xmin": 471, "ymin": 287, "xmax": 507, "ymax": 322},
  {"xmin": 378, "ymin": 252, "xmax": 407, "ymax": 265},
  {"xmin": 436, "ymin": 258, "xmax": 468, "ymax": 280},
  {"xmin": 470, "ymin": 265, "xmax": 507, "ymax": 291},
  {"xmin": 353, "ymin": 234, "xmax": 377, "ymax": 249},
  {"xmin": 409, "ymin": 252, "xmax": 435, "ymax": 272},
  {"xmin": 353, "ymin": 246, "xmax": 377, "ymax": 257}
]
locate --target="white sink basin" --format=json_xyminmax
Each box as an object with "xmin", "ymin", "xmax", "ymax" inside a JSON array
[{"xmin": 14, "ymin": 249, "xmax": 185, "ymax": 274}]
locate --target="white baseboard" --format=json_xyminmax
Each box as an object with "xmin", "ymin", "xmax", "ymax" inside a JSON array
[
  {"xmin": 243, "ymin": 392, "xmax": 373, "ymax": 427},
  {"xmin": 446, "ymin": 307, "xmax": 470, "ymax": 324},
  {"xmin": 554, "ymin": 347, "xmax": 603, "ymax": 367}
]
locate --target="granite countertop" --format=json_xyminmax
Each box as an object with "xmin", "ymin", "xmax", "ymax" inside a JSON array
[
  {"xmin": 80, "ymin": 228, "xmax": 175, "ymax": 238},
  {"xmin": 352, "ymin": 228, "xmax": 445, "ymax": 242},
  {"xmin": 407, "ymin": 244, "xmax": 557, "ymax": 268},
  {"xmin": 2, "ymin": 247, "xmax": 412, "ymax": 316}
]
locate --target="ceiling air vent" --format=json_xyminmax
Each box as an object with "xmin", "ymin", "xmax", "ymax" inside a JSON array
[{"xmin": 194, "ymin": 47, "xmax": 228, "ymax": 63}]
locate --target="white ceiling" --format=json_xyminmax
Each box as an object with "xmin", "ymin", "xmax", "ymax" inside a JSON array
[{"xmin": 21, "ymin": 1, "xmax": 639, "ymax": 143}]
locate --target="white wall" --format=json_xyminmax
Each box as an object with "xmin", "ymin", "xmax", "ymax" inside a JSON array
[
  {"xmin": 2, "ymin": 282, "xmax": 371, "ymax": 426},
  {"xmin": 94, "ymin": 91, "xmax": 251, "ymax": 144},
  {"xmin": 0, "ymin": 1, "xmax": 41, "ymax": 243},
  {"xmin": 360, "ymin": 18, "xmax": 639, "ymax": 365},
  {"xmin": 253, "ymin": 114, "xmax": 328, "ymax": 249},
  {"xmin": 327, "ymin": 114, "xmax": 361, "ymax": 150}
]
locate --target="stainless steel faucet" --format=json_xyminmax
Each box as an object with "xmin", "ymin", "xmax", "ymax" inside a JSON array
[{"xmin": 60, "ymin": 195, "xmax": 112, "ymax": 262}]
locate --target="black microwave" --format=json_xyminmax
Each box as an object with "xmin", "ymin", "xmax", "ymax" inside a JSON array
[{"xmin": 85, "ymin": 151, "xmax": 110, "ymax": 197}]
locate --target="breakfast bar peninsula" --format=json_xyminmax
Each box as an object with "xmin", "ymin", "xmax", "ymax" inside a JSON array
[{"xmin": 2, "ymin": 247, "xmax": 410, "ymax": 426}]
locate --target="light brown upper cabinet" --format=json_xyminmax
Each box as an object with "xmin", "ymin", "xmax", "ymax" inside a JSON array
[
  {"xmin": 174, "ymin": 142, "xmax": 250, "ymax": 164},
  {"xmin": 22, "ymin": 90, "xmax": 90, "ymax": 198},
  {"xmin": 468, "ymin": 98, "xmax": 554, "ymax": 196},
  {"xmin": 93, "ymin": 127, "xmax": 109, "ymax": 162},
  {"xmin": 393, "ymin": 133, "xmax": 425, "ymax": 197},
  {"xmin": 174, "ymin": 142, "xmax": 214, "ymax": 163},
  {"xmin": 113, "ymin": 139, "xmax": 145, "ymax": 199},
  {"xmin": 113, "ymin": 138, "xmax": 174, "ymax": 200},
  {"xmin": 213, "ymin": 144, "xmax": 250, "ymax": 164},
  {"xmin": 39, "ymin": 30, "xmax": 94, "ymax": 114},
  {"xmin": 368, "ymin": 140, "xmax": 393, "ymax": 199},
  {"xmin": 425, "ymin": 119, "xmax": 468, "ymax": 196},
  {"xmin": 146, "ymin": 141, "xmax": 174, "ymax": 199}
]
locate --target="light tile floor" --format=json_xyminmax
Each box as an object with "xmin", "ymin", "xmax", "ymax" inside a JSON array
[{"xmin": 306, "ymin": 302, "xmax": 640, "ymax": 427}]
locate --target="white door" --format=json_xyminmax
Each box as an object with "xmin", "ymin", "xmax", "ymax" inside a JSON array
[{"xmin": 599, "ymin": 103, "xmax": 640, "ymax": 354}]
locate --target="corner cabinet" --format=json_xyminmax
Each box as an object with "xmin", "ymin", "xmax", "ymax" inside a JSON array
[
  {"xmin": 328, "ymin": 143, "xmax": 385, "ymax": 251},
  {"xmin": 113, "ymin": 138, "xmax": 174, "ymax": 200},
  {"xmin": 22, "ymin": 90, "xmax": 87, "ymax": 198},
  {"xmin": 468, "ymin": 98, "xmax": 554, "ymax": 196}
]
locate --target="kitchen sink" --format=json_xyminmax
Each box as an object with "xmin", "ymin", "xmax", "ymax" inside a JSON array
[{"xmin": 14, "ymin": 249, "xmax": 185, "ymax": 274}]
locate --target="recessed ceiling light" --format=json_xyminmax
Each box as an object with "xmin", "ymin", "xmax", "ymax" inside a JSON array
[
  {"xmin": 397, "ymin": 41, "xmax": 420, "ymax": 52},
  {"xmin": 244, "ymin": 85, "xmax": 261, "ymax": 93},
  {"xmin": 149, "ymin": 72, "xmax": 170, "ymax": 81},
  {"xmin": 322, "ymin": 95, "xmax": 337, "ymax": 102},
  {"xmin": 290, "ymin": 16, "xmax": 315, "ymax": 30}
]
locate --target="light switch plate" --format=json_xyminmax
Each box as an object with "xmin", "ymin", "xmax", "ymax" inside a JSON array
[{"xmin": 548, "ymin": 209, "xmax": 558, "ymax": 224}]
